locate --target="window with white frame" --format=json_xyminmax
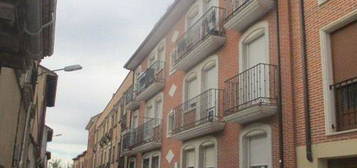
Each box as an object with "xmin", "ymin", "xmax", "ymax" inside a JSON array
[
  {"xmin": 202, "ymin": 61, "xmax": 217, "ymax": 91},
  {"xmin": 148, "ymin": 40, "xmax": 165, "ymax": 69},
  {"xmin": 131, "ymin": 110, "xmax": 139, "ymax": 129},
  {"xmin": 181, "ymin": 138, "xmax": 217, "ymax": 168},
  {"xmin": 320, "ymin": 11, "xmax": 357, "ymax": 133},
  {"xmin": 128, "ymin": 158, "xmax": 136, "ymax": 168},
  {"xmin": 167, "ymin": 111, "xmax": 176, "ymax": 135},
  {"xmin": 185, "ymin": 75, "xmax": 199, "ymax": 101},
  {"xmin": 200, "ymin": 143, "xmax": 216, "ymax": 168},
  {"xmin": 142, "ymin": 152, "xmax": 160, "ymax": 168},
  {"xmin": 183, "ymin": 148, "xmax": 196, "ymax": 168},
  {"xmin": 240, "ymin": 124, "xmax": 272, "ymax": 168}
]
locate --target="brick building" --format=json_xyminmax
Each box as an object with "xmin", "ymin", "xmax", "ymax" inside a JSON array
[
  {"xmin": 0, "ymin": 0, "xmax": 58, "ymax": 167},
  {"xmin": 77, "ymin": 0, "xmax": 357, "ymax": 168}
]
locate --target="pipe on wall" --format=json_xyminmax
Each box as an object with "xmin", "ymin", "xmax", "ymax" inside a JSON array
[
  {"xmin": 274, "ymin": 0, "xmax": 285, "ymax": 168},
  {"xmin": 298, "ymin": 0, "xmax": 313, "ymax": 162}
]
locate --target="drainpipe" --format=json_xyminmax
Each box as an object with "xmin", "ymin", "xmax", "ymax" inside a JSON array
[
  {"xmin": 274, "ymin": 0, "xmax": 285, "ymax": 168},
  {"xmin": 18, "ymin": 102, "xmax": 33, "ymax": 168},
  {"xmin": 298, "ymin": 0, "xmax": 313, "ymax": 162}
]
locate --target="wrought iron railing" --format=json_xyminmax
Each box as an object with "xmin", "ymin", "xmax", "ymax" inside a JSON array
[
  {"xmin": 330, "ymin": 77, "xmax": 357, "ymax": 131},
  {"xmin": 224, "ymin": 63, "xmax": 278, "ymax": 116},
  {"xmin": 120, "ymin": 113, "xmax": 128, "ymax": 131},
  {"xmin": 171, "ymin": 89, "xmax": 223, "ymax": 135},
  {"xmin": 225, "ymin": 0, "xmax": 254, "ymax": 21},
  {"xmin": 122, "ymin": 118, "xmax": 161, "ymax": 151},
  {"xmin": 135, "ymin": 61, "xmax": 165, "ymax": 96},
  {"xmin": 124, "ymin": 86, "xmax": 135, "ymax": 105},
  {"xmin": 172, "ymin": 7, "xmax": 226, "ymax": 66}
]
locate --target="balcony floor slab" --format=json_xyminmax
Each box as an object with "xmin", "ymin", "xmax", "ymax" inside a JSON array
[
  {"xmin": 224, "ymin": 104, "xmax": 277, "ymax": 124},
  {"xmin": 175, "ymin": 35, "xmax": 226, "ymax": 71},
  {"xmin": 171, "ymin": 121, "xmax": 225, "ymax": 141}
]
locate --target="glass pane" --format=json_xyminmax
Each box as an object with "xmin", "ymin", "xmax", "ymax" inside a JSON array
[
  {"xmin": 152, "ymin": 156, "xmax": 159, "ymax": 168},
  {"xmin": 143, "ymin": 158, "xmax": 150, "ymax": 168}
]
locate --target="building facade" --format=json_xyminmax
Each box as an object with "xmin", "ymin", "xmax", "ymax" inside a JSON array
[
  {"xmin": 0, "ymin": 0, "xmax": 58, "ymax": 167},
  {"xmin": 82, "ymin": 73, "xmax": 134, "ymax": 168},
  {"xmin": 77, "ymin": 0, "xmax": 357, "ymax": 168}
]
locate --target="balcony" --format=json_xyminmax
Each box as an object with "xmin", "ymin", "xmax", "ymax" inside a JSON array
[
  {"xmin": 170, "ymin": 89, "xmax": 225, "ymax": 141},
  {"xmin": 330, "ymin": 77, "xmax": 357, "ymax": 131},
  {"xmin": 122, "ymin": 118, "xmax": 161, "ymax": 155},
  {"xmin": 135, "ymin": 61, "xmax": 165, "ymax": 101},
  {"xmin": 224, "ymin": 63, "xmax": 278, "ymax": 124},
  {"xmin": 99, "ymin": 129, "xmax": 113, "ymax": 148},
  {"xmin": 125, "ymin": 86, "xmax": 140, "ymax": 110},
  {"xmin": 224, "ymin": 0, "xmax": 274, "ymax": 31},
  {"xmin": 172, "ymin": 7, "xmax": 226, "ymax": 71}
]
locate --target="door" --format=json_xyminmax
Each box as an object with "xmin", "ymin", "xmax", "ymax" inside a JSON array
[
  {"xmin": 202, "ymin": 65, "xmax": 218, "ymax": 120},
  {"xmin": 242, "ymin": 34, "xmax": 268, "ymax": 104}
]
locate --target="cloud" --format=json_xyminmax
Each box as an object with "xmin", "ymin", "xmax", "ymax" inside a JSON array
[{"xmin": 42, "ymin": 0, "xmax": 174, "ymax": 162}]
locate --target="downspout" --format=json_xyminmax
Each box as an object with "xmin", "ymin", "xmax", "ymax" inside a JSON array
[
  {"xmin": 274, "ymin": 0, "xmax": 284, "ymax": 168},
  {"xmin": 18, "ymin": 102, "xmax": 33, "ymax": 167},
  {"xmin": 299, "ymin": 0, "xmax": 313, "ymax": 162}
]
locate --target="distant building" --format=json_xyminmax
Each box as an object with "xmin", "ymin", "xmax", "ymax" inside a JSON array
[
  {"xmin": 73, "ymin": 151, "xmax": 87, "ymax": 168},
  {"xmin": 75, "ymin": 0, "xmax": 357, "ymax": 168}
]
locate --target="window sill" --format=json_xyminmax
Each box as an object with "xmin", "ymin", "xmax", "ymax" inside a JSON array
[{"xmin": 326, "ymin": 128, "xmax": 357, "ymax": 136}]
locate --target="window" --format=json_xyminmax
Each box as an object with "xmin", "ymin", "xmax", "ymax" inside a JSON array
[
  {"xmin": 148, "ymin": 40, "xmax": 165, "ymax": 69},
  {"xmin": 239, "ymin": 22, "xmax": 270, "ymax": 105},
  {"xmin": 202, "ymin": 61, "xmax": 217, "ymax": 91},
  {"xmin": 128, "ymin": 158, "xmax": 136, "ymax": 168},
  {"xmin": 142, "ymin": 152, "xmax": 160, "ymax": 168},
  {"xmin": 183, "ymin": 148, "xmax": 195, "ymax": 168},
  {"xmin": 186, "ymin": 4, "xmax": 200, "ymax": 29},
  {"xmin": 330, "ymin": 21, "xmax": 357, "ymax": 131},
  {"xmin": 152, "ymin": 155, "xmax": 160, "ymax": 168},
  {"xmin": 186, "ymin": 76, "xmax": 198, "ymax": 101},
  {"xmin": 320, "ymin": 11, "xmax": 357, "ymax": 133},
  {"xmin": 200, "ymin": 144, "xmax": 215, "ymax": 168},
  {"xmin": 143, "ymin": 158, "xmax": 150, "ymax": 168},
  {"xmin": 168, "ymin": 111, "xmax": 176, "ymax": 135},
  {"xmin": 154, "ymin": 99, "xmax": 162, "ymax": 119},
  {"xmin": 131, "ymin": 110, "xmax": 139, "ymax": 129},
  {"xmin": 240, "ymin": 124, "xmax": 272, "ymax": 168}
]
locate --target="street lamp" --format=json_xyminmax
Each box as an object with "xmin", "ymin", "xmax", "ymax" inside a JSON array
[
  {"xmin": 38, "ymin": 64, "xmax": 83, "ymax": 76},
  {"xmin": 52, "ymin": 64, "xmax": 83, "ymax": 72},
  {"xmin": 53, "ymin": 134, "xmax": 63, "ymax": 138}
]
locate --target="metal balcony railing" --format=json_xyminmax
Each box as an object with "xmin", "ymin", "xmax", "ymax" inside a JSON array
[
  {"xmin": 225, "ymin": 0, "xmax": 254, "ymax": 21},
  {"xmin": 171, "ymin": 89, "xmax": 224, "ymax": 135},
  {"xmin": 330, "ymin": 76, "xmax": 357, "ymax": 131},
  {"xmin": 122, "ymin": 118, "xmax": 161, "ymax": 151},
  {"xmin": 135, "ymin": 61, "xmax": 165, "ymax": 96},
  {"xmin": 120, "ymin": 113, "xmax": 128, "ymax": 131},
  {"xmin": 224, "ymin": 63, "xmax": 279, "ymax": 116},
  {"xmin": 172, "ymin": 7, "xmax": 226, "ymax": 66},
  {"xmin": 124, "ymin": 86, "xmax": 135, "ymax": 105}
]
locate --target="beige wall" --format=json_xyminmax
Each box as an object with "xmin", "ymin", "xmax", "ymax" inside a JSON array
[
  {"xmin": 297, "ymin": 139, "xmax": 357, "ymax": 168},
  {"xmin": 0, "ymin": 67, "xmax": 24, "ymax": 168}
]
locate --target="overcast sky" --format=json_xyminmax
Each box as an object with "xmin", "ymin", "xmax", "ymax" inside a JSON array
[{"xmin": 42, "ymin": 0, "xmax": 174, "ymax": 163}]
